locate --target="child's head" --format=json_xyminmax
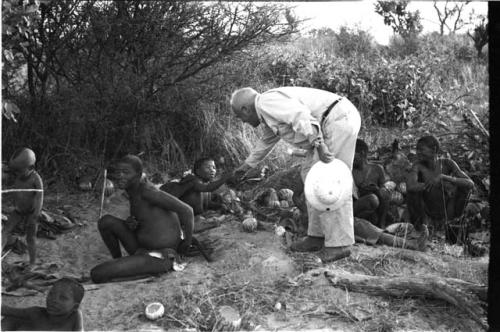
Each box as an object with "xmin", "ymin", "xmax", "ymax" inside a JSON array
[
  {"xmin": 113, "ymin": 154, "xmax": 144, "ymax": 189},
  {"xmin": 416, "ymin": 135, "xmax": 440, "ymax": 161},
  {"xmin": 354, "ymin": 139, "xmax": 369, "ymax": 167},
  {"xmin": 193, "ymin": 157, "xmax": 216, "ymax": 181},
  {"xmin": 9, "ymin": 148, "xmax": 36, "ymax": 176},
  {"xmin": 46, "ymin": 277, "xmax": 84, "ymax": 316}
]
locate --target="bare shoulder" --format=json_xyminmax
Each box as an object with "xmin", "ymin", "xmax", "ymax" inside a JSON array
[
  {"xmin": 140, "ymin": 181, "xmax": 163, "ymax": 197},
  {"xmin": 30, "ymin": 171, "xmax": 43, "ymax": 185}
]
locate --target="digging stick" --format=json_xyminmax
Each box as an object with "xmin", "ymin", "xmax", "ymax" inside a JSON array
[
  {"xmin": 98, "ymin": 169, "xmax": 107, "ymax": 219},
  {"xmin": 467, "ymin": 108, "xmax": 489, "ymax": 138},
  {"xmin": 2, "ymin": 189, "xmax": 44, "ymax": 193}
]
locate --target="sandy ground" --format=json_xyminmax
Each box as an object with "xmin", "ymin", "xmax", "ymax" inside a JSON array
[{"xmin": 1, "ymin": 192, "xmax": 489, "ymax": 331}]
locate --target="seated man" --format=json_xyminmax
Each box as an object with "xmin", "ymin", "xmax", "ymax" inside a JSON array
[
  {"xmin": 160, "ymin": 157, "xmax": 234, "ymax": 215},
  {"xmin": 2, "ymin": 277, "xmax": 84, "ymax": 331},
  {"xmin": 406, "ymin": 135, "xmax": 474, "ymax": 244},
  {"xmin": 352, "ymin": 139, "xmax": 391, "ymax": 228},
  {"xmin": 354, "ymin": 217, "xmax": 427, "ymax": 251},
  {"xmin": 90, "ymin": 155, "xmax": 194, "ymax": 284}
]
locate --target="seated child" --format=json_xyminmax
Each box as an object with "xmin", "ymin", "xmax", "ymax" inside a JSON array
[
  {"xmin": 2, "ymin": 148, "xmax": 43, "ymax": 266},
  {"xmin": 354, "ymin": 217, "xmax": 427, "ymax": 251},
  {"xmin": 352, "ymin": 139, "xmax": 391, "ymax": 228},
  {"xmin": 1, "ymin": 277, "xmax": 84, "ymax": 331},
  {"xmin": 406, "ymin": 135, "xmax": 474, "ymax": 243},
  {"xmin": 160, "ymin": 157, "xmax": 234, "ymax": 215},
  {"xmin": 90, "ymin": 155, "xmax": 194, "ymax": 283}
]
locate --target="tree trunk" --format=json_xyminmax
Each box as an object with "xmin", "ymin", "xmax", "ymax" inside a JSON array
[{"xmin": 325, "ymin": 270, "xmax": 487, "ymax": 330}]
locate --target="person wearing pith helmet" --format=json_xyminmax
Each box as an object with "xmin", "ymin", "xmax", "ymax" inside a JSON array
[{"xmin": 231, "ymin": 86, "xmax": 361, "ymax": 263}]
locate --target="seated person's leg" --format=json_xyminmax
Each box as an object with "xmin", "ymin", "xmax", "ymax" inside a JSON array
[
  {"xmin": 448, "ymin": 186, "xmax": 472, "ymax": 220},
  {"xmin": 90, "ymin": 252, "xmax": 173, "ymax": 284},
  {"xmin": 98, "ymin": 215, "xmax": 139, "ymax": 258},
  {"xmin": 444, "ymin": 187, "xmax": 472, "ymax": 245},
  {"xmin": 353, "ymin": 194, "xmax": 379, "ymax": 220},
  {"xmin": 375, "ymin": 188, "xmax": 391, "ymax": 228},
  {"xmin": 406, "ymin": 191, "xmax": 428, "ymax": 232}
]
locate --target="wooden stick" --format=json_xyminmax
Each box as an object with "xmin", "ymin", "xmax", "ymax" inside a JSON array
[
  {"xmin": 467, "ymin": 108, "xmax": 489, "ymax": 138},
  {"xmin": 2, "ymin": 189, "xmax": 44, "ymax": 193},
  {"xmin": 98, "ymin": 169, "xmax": 107, "ymax": 219},
  {"xmin": 1, "ymin": 249, "xmax": 12, "ymax": 260}
]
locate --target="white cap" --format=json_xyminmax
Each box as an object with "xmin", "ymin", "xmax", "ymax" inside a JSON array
[{"xmin": 304, "ymin": 159, "xmax": 352, "ymax": 212}]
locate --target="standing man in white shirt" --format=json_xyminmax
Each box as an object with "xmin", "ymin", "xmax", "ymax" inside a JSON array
[{"xmin": 231, "ymin": 87, "xmax": 361, "ymax": 262}]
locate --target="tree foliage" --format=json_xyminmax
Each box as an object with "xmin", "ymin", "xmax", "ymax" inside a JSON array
[
  {"xmin": 2, "ymin": 0, "xmax": 296, "ymax": 178},
  {"xmin": 467, "ymin": 15, "xmax": 488, "ymax": 58},
  {"xmin": 433, "ymin": 0, "xmax": 470, "ymax": 36},
  {"xmin": 374, "ymin": 0, "xmax": 423, "ymax": 39}
]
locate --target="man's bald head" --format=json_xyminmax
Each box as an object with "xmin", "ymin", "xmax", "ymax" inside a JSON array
[
  {"xmin": 230, "ymin": 88, "xmax": 258, "ymax": 113},
  {"xmin": 230, "ymin": 87, "xmax": 260, "ymax": 127}
]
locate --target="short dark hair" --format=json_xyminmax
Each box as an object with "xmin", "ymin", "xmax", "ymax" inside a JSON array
[
  {"xmin": 355, "ymin": 139, "xmax": 369, "ymax": 155},
  {"xmin": 117, "ymin": 154, "xmax": 143, "ymax": 174},
  {"xmin": 417, "ymin": 135, "xmax": 440, "ymax": 152},
  {"xmin": 53, "ymin": 277, "xmax": 85, "ymax": 304},
  {"xmin": 193, "ymin": 157, "xmax": 214, "ymax": 177}
]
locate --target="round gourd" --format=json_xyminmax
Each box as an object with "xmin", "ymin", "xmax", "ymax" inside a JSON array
[
  {"xmin": 384, "ymin": 181, "xmax": 397, "ymax": 191},
  {"xmin": 278, "ymin": 188, "xmax": 293, "ymax": 201},
  {"xmin": 390, "ymin": 191, "xmax": 404, "ymax": 205},
  {"xmin": 145, "ymin": 302, "xmax": 165, "ymax": 320},
  {"xmin": 242, "ymin": 217, "xmax": 258, "ymax": 232}
]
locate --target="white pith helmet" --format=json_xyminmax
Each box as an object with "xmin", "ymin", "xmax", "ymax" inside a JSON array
[{"xmin": 304, "ymin": 159, "xmax": 352, "ymax": 212}]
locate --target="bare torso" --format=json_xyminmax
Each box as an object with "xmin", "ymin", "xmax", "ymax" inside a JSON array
[
  {"xmin": 12, "ymin": 172, "xmax": 42, "ymax": 214},
  {"xmin": 129, "ymin": 183, "xmax": 182, "ymax": 249},
  {"xmin": 353, "ymin": 163, "xmax": 384, "ymax": 197}
]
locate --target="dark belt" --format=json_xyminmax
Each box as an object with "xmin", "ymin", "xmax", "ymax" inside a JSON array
[{"xmin": 321, "ymin": 98, "xmax": 342, "ymax": 125}]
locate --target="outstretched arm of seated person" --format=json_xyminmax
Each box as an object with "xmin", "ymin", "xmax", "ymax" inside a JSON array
[
  {"xmin": 442, "ymin": 159, "xmax": 475, "ymax": 189},
  {"xmin": 191, "ymin": 172, "xmax": 234, "ymax": 193},
  {"xmin": 143, "ymin": 188, "xmax": 194, "ymax": 246}
]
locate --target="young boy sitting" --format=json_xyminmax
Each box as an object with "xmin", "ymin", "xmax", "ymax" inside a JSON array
[
  {"xmin": 160, "ymin": 157, "xmax": 234, "ymax": 215},
  {"xmin": 352, "ymin": 139, "xmax": 391, "ymax": 228},
  {"xmin": 2, "ymin": 148, "xmax": 43, "ymax": 266},
  {"xmin": 90, "ymin": 155, "xmax": 194, "ymax": 283},
  {"xmin": 1, "ymin": 277, "xmax": 84, "ymax": 331},
  {"xmin": 406, "ymin": 135, "xmax": 475, "ymax": 243}
]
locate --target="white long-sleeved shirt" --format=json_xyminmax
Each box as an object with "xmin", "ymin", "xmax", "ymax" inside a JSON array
[{"xmin": 244, "ymin": 87, "xmax": 342, "ymax": 168}]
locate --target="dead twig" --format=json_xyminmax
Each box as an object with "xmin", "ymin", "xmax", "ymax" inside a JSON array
[{"xmin": 466, "ymin": 108, "xmax": 489, "ymax": 138}]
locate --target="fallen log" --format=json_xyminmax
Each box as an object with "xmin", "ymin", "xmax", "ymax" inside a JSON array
[{"xmin": 324, "ymin": 270, "xmax": 487, "ymax": 330}]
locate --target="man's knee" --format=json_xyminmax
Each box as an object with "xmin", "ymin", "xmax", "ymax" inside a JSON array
[
  {"xmin": 366, "ymin": 194, "xmax": 380, "ymax": 210},
  {"xmin": 98, "ymin": 215, "xmax": 121, "ymax": 232}
]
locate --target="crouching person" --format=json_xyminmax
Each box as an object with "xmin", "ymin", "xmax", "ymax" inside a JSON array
[
  {"xmin": 406, "ymin": 135, "xmax": 474, "ymax": 244},
  {"xmin": 90, "ymin": 155, "xmax": 194, "ymax": 284}
]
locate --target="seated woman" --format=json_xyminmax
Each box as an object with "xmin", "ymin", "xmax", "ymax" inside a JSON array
[
  {"xmin": 160, "ymin": 157, "xmax": 234, "ymax": 216},
  {"xmin": 90, "ymin": 155, "xmax": 194, "ymax": 284},
  {"xmin": 406, "ymin": 135, "xmax": 474, "ymax": 244},
  {"xmin": 352, "ymin": 139, "xmax": 391, "ymax": 228}
]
